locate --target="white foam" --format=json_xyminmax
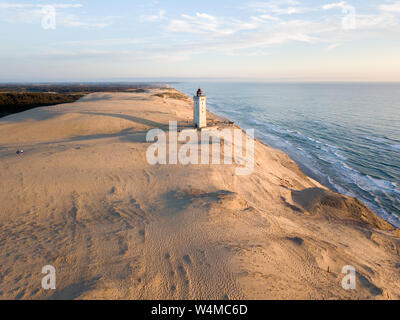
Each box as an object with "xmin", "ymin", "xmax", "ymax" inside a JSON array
[{"xmin": 391, "ymin": 144, "xmax": 400, "ymax": 151}]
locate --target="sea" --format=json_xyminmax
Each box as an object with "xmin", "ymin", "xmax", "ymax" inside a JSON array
[{"xmin": 173, "ymin": 82, "xmax": 400, "ymax": 228}]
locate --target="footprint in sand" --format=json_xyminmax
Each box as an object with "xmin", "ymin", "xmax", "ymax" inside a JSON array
[
  {"xmin": 163, "ymin": 253, "xmax": 192, "ymax": 297},
  {"xmin": 109, "ymin": 186, "xmax": 117, "ymax": 195},
  {"xmin": 117, "ymin": 233, "xmax": 128, "ymax": 255},
  {"xmin": 183, "ymin": 254, "xmax": 192, "ymax": 265}
]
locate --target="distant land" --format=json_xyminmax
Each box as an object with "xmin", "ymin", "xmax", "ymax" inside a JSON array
[{"xmin": 0, "ymin": 83, "xmax": 166, "ymax": 118}]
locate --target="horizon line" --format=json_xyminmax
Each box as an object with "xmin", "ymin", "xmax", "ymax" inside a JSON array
[{"xmin": 1, "ymin": 79, "xmax": 400, "ymax": 84}]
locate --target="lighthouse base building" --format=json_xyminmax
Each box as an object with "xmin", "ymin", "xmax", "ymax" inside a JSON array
[{"xmin": 193, "ymin": 88, "xmax": 207, "ymax": 129}]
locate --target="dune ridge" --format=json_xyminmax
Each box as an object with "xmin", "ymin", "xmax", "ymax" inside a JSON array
[{"xmin": 0, "ymin": 88, "xmax": 399, "ymax": 300}]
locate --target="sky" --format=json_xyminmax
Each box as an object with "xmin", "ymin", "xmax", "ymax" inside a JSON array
[{"xmin": 0, "ymin": 0, "xmax": 400, "ymax": 82}]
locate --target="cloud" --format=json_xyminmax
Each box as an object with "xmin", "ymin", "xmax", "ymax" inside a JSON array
[
  {"xmin": 326, "ymin": 43, "xmax": 341, "ymax": 50},
  {"xmin": 379, "ymin": 2, "xmax": 400, "ymax": 13},
  {"xmin": 31, "ymin": 16, "xmax": 323, "ymax": 62},
  {"xmin": 60, "ymin": 18, "xmax": 112, "ymax": 28},
  {"xmin": 140, "ymin": 10, "xmax": 166, "ymax": 22},
  {"xmin": 137, "ymin": 0, "xmax": 160, "ymax": 9},
  {"xmin": 53, "ymin": 38, "xmax": 148, "ymax": 47},
  {"xmin": 0, "ymin": 2, "xmax": 112, "ymax": 28},
  {"xmin": 245, "ymin": 1, "xmax": 309, "ymax": 15},
  {"xmin": 322, "ymin": 2, "xmax": 346, "ymax": 10},
  {"xmin": 32, "ymin": 46, "xmax": 193, "ymax": 63},
  {"xmin": 0, "ymin": 3, "xmax": 83, "ymax": 9},
  {"xmin": 258, "ymin": 14, "xmax": 280, "ymax": 21},
  {"xmin": 165, "ymin": 11, "xmax": 283, "ymax": 37},
  {"xmin": 166, "ymin": 12, "xmax": 230, "ymax": 35},
  {"xmin": 10, "ymin": 0, "xmax": 400, "ymax": 65},
  {"xmin": 159, "ymin": 16, "xmax": 323, "ymax": 58}
]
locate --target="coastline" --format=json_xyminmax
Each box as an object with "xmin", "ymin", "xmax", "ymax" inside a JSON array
[
  {"xmin": 172, "ymin": 83, "xmax": 400, "ymax": 230},
  {"xmin": 195, "ymin": 96, "xmax": 400, "ymax": 230},
  {"xmin": 0, "ymin": 88, "xmax": 399, "ymax": 299},
  {"xmin": 175, "ymin": 87, "xmax": 398, "ymax": 229}
]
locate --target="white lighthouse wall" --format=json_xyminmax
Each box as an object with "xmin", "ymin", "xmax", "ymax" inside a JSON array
[{"xmin": 193, "ymin": 96, "xmax": 207, "ymax": 128}]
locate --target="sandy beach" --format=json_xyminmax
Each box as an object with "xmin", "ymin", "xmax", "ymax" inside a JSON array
[{"xmin": 0, "ymin": 88, "xmax": 399, "ymax": 300}]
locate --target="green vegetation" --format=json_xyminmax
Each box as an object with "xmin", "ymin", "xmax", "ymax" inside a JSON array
[
  {"xmin": 0, "ymin": 83, "xmax": 166, "ymax": 117},
  {"xmin": 0, "ymin": 83, "xmax": 162, "ymax": 94},
  {"xmin": 152, "ymin": 91, "xmax": 189, "ymax": 101},
  {"xmin": 0, "ymin": 93, "xmax": 84, "ymax": 118}
]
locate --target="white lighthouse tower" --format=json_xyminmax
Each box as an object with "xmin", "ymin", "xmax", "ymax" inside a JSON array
[{"xmin": 193, "ymin": 88, "xmax": 207, "ymax": 129}]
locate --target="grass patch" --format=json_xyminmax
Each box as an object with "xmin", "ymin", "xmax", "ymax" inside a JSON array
[{"xmin": 152, "ymin": 91, "xmax": 189, "ymax": 101}]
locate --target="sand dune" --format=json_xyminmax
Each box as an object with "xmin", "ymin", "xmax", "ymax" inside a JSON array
[{"xmin": 0, "ymin": 89, "xmax": 399, "ymax": 300}]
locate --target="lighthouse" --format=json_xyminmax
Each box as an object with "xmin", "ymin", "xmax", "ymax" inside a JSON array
[{"xmin": 193, "ymin": 88, "xmax": 207, "ymax": 129}]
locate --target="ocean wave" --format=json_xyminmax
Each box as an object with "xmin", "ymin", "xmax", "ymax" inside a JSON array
[
  {"xmin": 258, "ymin": 124, "xmax": 400, "ymax": 226},
  {"xmin": 174, "ymin": 83, "xmax": 400, "ymax": 228},
  {"xmin": 366, "ymin": 176, "xmax": 400, "ymax": 194},
  {"xmin": 364, "ymin": 136, "xmax": 388, "ymax": 143},
  {"xmin": 328, "ymin": 155, "xmax": 400, "ymax": 196},
  {"xmin": 360, "ymin": 198, "xmax": 400, "ymax": 229},
  {"xmin": 254, "ymin": 122, "xmax": 399, "ymax": 195},
  {"xmin": 391, "ymin": 144, "xmax": 400, "ymax": 151},
  {"xmin": 364, "ymin": 136, "xmax": 400, "ymax": 152}
]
